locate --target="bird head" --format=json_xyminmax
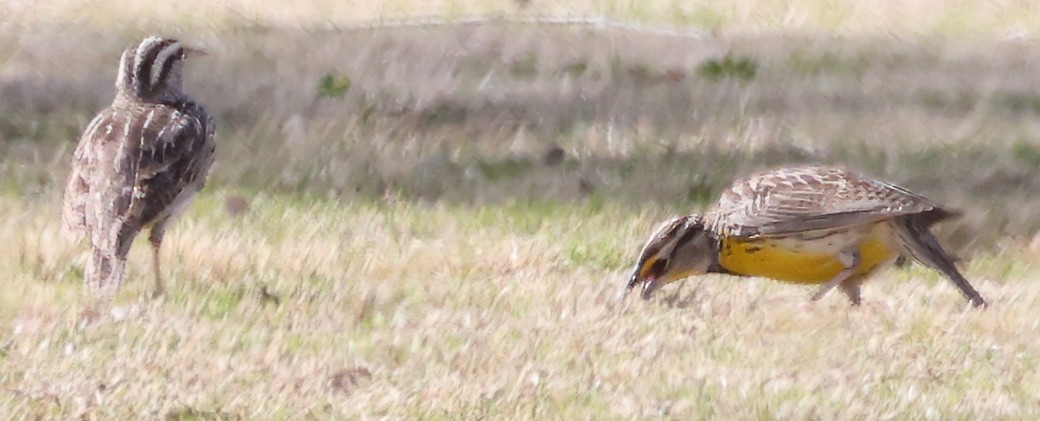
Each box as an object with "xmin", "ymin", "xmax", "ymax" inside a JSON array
[
  {"xmin": 624, "ymin": 214, "xmax": 717, "ymax": 300},
  {"xmin": 116, "ymin": 36, "xmax": 207, "ymax": 101}
]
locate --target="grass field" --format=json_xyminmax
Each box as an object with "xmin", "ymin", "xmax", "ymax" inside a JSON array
[{"xmin": 3, "ymin": 1, "xmax": 1040, "ymax": 419}]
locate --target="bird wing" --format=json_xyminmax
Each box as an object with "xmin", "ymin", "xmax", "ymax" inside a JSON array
[
  {"xmin": 123, "ymin": 103, "xmax": 216, "ymax": 227},
  {"xmin": 62, "ymin": 106, "xmax": 142, "ymax": 252},
  {"xmin": 63, "ymin": 108, "xmax": 119, "ymax": 236},
  {"xmin": 708, "ymin": 166, "xmax": 940, "ymax": 239},
  {"xmin": 62, "ymin": 102, "xmax": 214, "ymax": 254}
]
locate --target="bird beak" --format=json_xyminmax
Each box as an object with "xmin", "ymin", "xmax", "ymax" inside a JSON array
[
  {"xmin": 623, "ymin": 260, "xmax": 663, "ymax": 300},
  {"xmin": 640, "ymin": 275, "xmax": 662, "ymax": 300},
  {"xmin": 182, "ymin": 46, "xmax": 209, "ymax": 57}
]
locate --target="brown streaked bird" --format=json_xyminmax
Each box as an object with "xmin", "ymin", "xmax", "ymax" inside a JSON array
[
  {"xmin": 62, "ymin": 36, "xmax": 216, "ymax": 296},
  {"xmin": 624, "ymin": 165, "xmax": 986, "ymax": 307}
]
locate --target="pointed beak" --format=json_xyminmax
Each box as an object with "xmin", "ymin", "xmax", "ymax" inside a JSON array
[
  {"xmin": 623, "ymin": 260, "xmax": 663, "ymax": 300},
  {"xmin": 183, "ymin": 46, "xmax": 209, "ymax": 57},
  {"xmin": 640, "ymin": 276, "xmax": 662, "ymax": 300}
]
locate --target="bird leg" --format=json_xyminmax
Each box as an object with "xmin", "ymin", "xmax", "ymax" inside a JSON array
[
  {"xmin": 838, "ymin": 276, "xmax": 865, "ymax": 305},
  {"xmin": 811, "ymin": 250, "xmax": 862, "ymax": 302},
  {"xmin": 148, "ymin": 222, "xmax": 167, "ymax": 298}
]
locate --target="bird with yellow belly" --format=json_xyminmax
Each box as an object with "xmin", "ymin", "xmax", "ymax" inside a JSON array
[{"xmin": 624, "ymin": 165, "xmax": 986, "ymax": 307}]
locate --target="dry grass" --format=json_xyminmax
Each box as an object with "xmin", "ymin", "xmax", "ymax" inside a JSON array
[
  {"xmin": 5, "ymin": 0, "xmax": 1040, "ymax": 36},
  {"xmin": 1, "ymin": 192, "xmax": 1039, "ymax": 418},
  {"xmin": 5, "ymin": 23, "xmax": 1040, "ymax": 247},
  {"xmin": 4, "ymin": 1, "xmax": 1040, "ymax": 418}
]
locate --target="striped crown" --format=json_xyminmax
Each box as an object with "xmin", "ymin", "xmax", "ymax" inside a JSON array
[{"xmin": 115, "ymin": 36, "xmax": 190, "ymax": 100}]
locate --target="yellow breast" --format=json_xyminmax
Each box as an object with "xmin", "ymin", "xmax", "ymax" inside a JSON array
[{"xmin": 718, "ymin": 222, "xmax": 898, "ymax": 284}]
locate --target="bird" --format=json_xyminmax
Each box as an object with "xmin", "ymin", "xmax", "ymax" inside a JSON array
[
  {"xmin": 623, "ymin": 165, "xmax": 986, "ymax": 307},
  {"xmin": 62, "ymin": 36, "xmax": 216, "ymax": 296}
]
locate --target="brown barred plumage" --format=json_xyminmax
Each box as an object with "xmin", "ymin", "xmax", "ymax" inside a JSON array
[
  {"xmin": 625, "ymin": 165, "xmax": 986, "ymax": 307},
  {"xmin": 63, "ymin": 36, "xmax": 215, "ymax": 296}
]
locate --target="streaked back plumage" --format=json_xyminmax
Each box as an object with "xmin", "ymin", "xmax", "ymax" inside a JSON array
[
  {"xmin": 707, "ymin": 165, "xmax": 945, "ymax": 238},
  {"xmin": 625, "ymin": 165, "xmax": 986, "ymax": 306},
  {"xmin": 62, "ymin": 36, "xmax": 215, "ymax": 293}
]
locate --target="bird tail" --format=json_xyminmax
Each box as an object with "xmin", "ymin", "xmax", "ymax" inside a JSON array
[{"xmin": 893, "ymin": 215, "xmax": 985, "ymax": 307}]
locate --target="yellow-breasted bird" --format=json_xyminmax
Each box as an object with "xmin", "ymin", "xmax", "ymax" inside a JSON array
[{"xmin": 624, "ymin": 165, "xmax": 986, "ymax": 307}]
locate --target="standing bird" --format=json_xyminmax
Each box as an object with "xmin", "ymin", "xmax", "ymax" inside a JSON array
[
  {"xmin": 624, "ymin": 165, "xmax": 986, "ymax": 307},
  {"xmin": 62, "ymin": 36, "xmax": 216, "ymax": 296}
]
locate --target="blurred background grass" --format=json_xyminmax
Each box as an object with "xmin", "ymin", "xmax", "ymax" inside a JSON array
[{"xmin": 4, "ymin": 1, "xmax": 1040, "ymax": 250}]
